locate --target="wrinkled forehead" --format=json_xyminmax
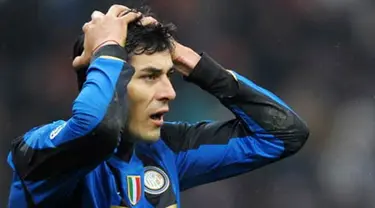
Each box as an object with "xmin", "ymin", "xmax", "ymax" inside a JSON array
[{"xmin": 129, "ymin": 50, "xmax": 174, "ymax": 72}]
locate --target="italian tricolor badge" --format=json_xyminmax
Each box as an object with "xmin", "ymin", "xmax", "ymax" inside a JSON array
[{"xmin": 127, "ymin": 175, "xmax": 142, "ymax": 205}]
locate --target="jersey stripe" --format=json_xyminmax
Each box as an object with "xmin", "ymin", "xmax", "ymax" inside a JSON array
[{"xmin": 136, "ymin": 177, "xmax": 141, "ymax": 203}]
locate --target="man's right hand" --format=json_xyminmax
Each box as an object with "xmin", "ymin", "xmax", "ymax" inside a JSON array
[{"xmin": 73, "ymin": 5, "xmax": 141, "ymax": 68}]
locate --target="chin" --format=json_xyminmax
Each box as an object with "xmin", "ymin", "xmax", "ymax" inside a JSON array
[
  {"xmin": 137, "ymin": 128, "xmax": 161, "ymax": 142},
  {"xmin": 127, "ymin": 121, "xmax": 162, "ymax": 142}
]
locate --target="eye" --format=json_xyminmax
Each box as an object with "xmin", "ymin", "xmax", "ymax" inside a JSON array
[
  {"xmin": 141, "ymin": 74, "xmax": 158, "ymax": 81},
  {"xmin": 167, "ymin": 69, "xmax": 175, "ymax": 78}
]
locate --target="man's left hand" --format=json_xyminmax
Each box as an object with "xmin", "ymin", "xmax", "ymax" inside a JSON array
[
  {"xmin": 139, "ymin": 16, "xmax": 201, "ymax": 76},
  {"xmin": 171, "ymin": 41, "xmax": 201, "ymax": 76}
]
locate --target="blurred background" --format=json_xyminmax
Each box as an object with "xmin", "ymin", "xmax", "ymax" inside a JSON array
[{"xmin": 1, "ymin": 0, "xmax": 375, "ymax": 207}]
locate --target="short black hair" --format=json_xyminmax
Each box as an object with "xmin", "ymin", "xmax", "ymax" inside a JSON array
[{"xmin": 73, "ymin": 7, "xmax": 177, "ymax": 90}]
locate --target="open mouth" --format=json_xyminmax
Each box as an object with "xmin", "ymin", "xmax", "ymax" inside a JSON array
[
  {"xmin": 149, "ymin": 109, "xmax": 168, "ymax": 125},
  {"xmin": 150, "ymin": 112, "xmax": 164, "ymax": 121}
]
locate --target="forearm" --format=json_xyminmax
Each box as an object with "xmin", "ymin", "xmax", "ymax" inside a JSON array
[
  {"xmin": 70, "ymin": 44, "xmax": 129, "ymax": 137},
  {"xmin": 185, "ymin": 53, "xmax": 309, "ymax": 156},
  {"xmin": 164, "ymin": 53, "xmax": 309, "ymax": 190}
]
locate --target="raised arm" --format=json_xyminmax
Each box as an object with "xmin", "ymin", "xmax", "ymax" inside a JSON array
[
  {"xmin": 162, "ymin": 48, "xmax": 309, "ymax": 191},
  {"xmin": 9, "ymin": 45, "xmax": 131, "ymax": 180},
  {"xmin": 8, "ymin": 7, "xmax": 141, "ymax": 206}
]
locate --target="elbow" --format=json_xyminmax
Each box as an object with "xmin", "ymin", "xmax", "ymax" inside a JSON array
[
  {"xmin": 294, "ymin": 120, "xmax": 310, "ymax": 152},
  {"xmin": 282, "ymin": 116, "xmax": 310, "ymax": 157}
]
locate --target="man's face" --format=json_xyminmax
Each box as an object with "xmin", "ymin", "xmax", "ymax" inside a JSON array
[{"xmin": 126, "ymin": 50, "xmax": 176, "ymax": 141}]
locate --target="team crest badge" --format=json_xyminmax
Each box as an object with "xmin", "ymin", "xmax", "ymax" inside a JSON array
[
  {"xmin": 127, "ymin": 175, "xmax": 142, "ymax": 205},
  {"xmin": 144, "ymin": 166, "xmax": 170, "ymax": 195}
]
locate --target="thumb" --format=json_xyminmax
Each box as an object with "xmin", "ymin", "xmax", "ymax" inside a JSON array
[{"xmin": 72, "ymin": 52, "xmax": 89, "ymax": 69}]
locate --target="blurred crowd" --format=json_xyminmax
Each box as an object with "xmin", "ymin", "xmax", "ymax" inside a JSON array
[{"xmin": 1, "ymin": 0, "xmax": 375, "ymax": 207}]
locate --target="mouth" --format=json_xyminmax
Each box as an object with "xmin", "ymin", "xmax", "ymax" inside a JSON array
[{"xmin": 149, "ymin": 109, "xmax": 169, "ymax": 126}]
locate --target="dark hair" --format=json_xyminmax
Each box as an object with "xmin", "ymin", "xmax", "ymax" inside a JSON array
[{"xmin": 73, "ymin": 7, "xmax": 177, "ymax": 90}]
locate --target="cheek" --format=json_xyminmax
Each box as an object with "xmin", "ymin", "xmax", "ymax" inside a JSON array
[
  {"xmin": 127, "ymin": 79, "xmax": 155, "ymax": 101},
  {"xmin": 127, "ymin": 80, "xmax": 143, "ymax": 103},
  {"xmin": 127, "ymin": 84, "xmax": 144, "ymax": 123},
  {"xmin": 127, "ymin": 80, "xmax": 153, "ymax": 113}
]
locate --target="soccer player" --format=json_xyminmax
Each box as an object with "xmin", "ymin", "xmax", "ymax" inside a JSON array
[{"xmin": 7, "ymin": 5, "xmax": 309, "ymax": 208}]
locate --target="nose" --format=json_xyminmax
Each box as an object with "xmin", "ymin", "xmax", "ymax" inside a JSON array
[{"xmin": 155, "ymin": 76, "xmax": 176, "ymax": 102}]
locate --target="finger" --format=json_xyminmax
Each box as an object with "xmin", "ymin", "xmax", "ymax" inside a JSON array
[
  {"xmin": 119, "ymin": 8, "xmax": 137, "ymax": 17},
  {"xmin": 91, "ymin": 10, "xmax": 104, "ymax": 22},
  {"xmin": 106, "ymin": 4, "xmax": 129, "ymax": 17},
  {"xmin": 120, "ymin": 11, "xmax": 142, "ymax": 24},
  {"xmin": 139, "ymin": 16, "xmax": 158, "ymax": 26}
]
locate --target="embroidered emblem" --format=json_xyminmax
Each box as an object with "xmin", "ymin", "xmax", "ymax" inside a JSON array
[
  {"xmin": 127, "ymin": 175, "xmax": 142, "ymax": 205},
  {"xmin": 144, "ymin": 166, "xmax": 170, "ymax": 195}
]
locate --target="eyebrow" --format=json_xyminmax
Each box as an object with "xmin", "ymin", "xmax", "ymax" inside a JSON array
[{"xmin": 139, "ymin": 67, "xmax": 175, "ymax": 74}]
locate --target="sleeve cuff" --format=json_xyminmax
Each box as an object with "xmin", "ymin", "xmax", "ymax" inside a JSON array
[
  {"xmin": 184, "ymin": 53, "xmax": 238, "ymax": 95},
  {"xmin": 184, "ymin": 53, "xmax": 223, "ymax": 88},
  {"xmin": 91, "ymin": 44, "xmax": 128, "ymax": 63}
]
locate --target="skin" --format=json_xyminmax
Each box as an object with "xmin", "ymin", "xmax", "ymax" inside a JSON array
[
  {"xmin": 126, "ymin": 50, "xmax": 176, "ymax": 140},
  {"xmin": 123, "ymin": 17, "xmax": 202, "ymax": 141},
  {"xmin": 125, "ymin": 42, "xmax": 201, "ymax": 141}
]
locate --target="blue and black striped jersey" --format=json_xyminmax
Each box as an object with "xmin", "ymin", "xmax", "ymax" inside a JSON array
[{"xmin": 7, "ymin": 45, "xmax": 309, "ymax": 208}]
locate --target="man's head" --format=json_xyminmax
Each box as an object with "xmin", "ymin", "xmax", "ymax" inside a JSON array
[{"xmin": 73, "ymin": 9, "xmax": 177, "ymax": 142}]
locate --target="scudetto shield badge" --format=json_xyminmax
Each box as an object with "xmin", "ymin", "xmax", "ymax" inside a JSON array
[{"xmin": 127, "ymin": 175, "xmax": 142, "ymax": 205}]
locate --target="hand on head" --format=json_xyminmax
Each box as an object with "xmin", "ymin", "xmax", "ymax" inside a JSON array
[
  {"xmin": 72, "ymin": 5, "xmax": 143, "ymax": 68},
  {"xmin": 73, "ymin": 4, "xmax": 200, "ymax": 77}
]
